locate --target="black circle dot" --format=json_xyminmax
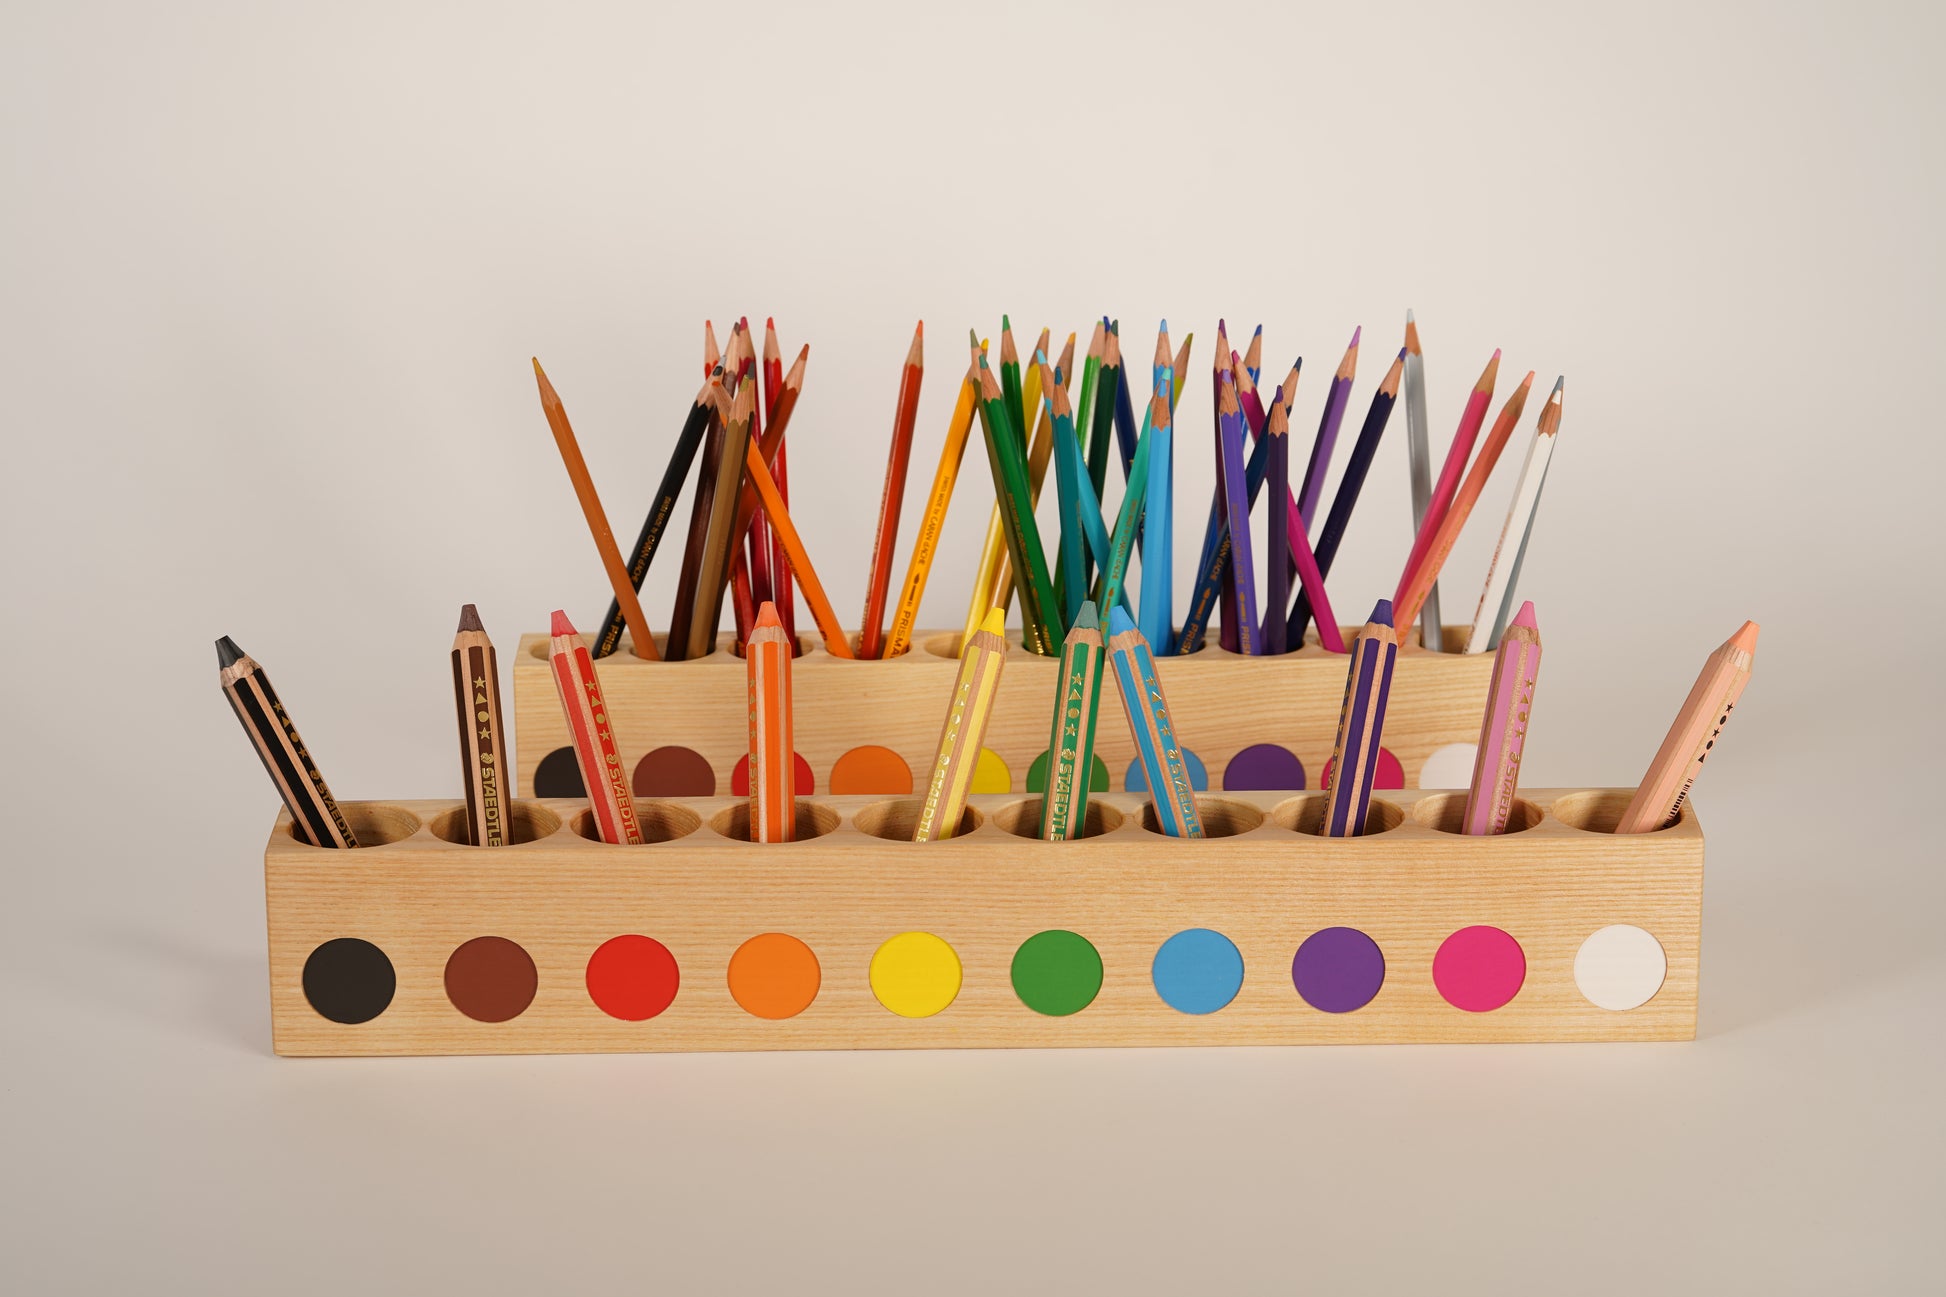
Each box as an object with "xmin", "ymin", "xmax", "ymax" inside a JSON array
[
  {"xmin": 533, "ymin": 746, "xmax": 586, "ymax": 797},
  {"xmin": 302, "ymin": 938, "xmax": 396, "ymax": 1024}
]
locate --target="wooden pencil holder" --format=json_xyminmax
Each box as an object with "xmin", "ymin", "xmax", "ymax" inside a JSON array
[
  {"xmin": 265, "ymin": 788, "xmax": 1702, "ymax": 1056},
  {"xmin": 511, "ymin": 627, "xmax": 1497, "ymax": 801}
]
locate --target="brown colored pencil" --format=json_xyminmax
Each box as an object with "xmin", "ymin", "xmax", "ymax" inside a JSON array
[
  {"xmin": 532, "ymin": 358, "xmax": 660, "ymax": 660},
  {"xmin": 859, "ymin": 321, "xmax": 925, "ymax": 658},
  {"xmin": 450, "ymin": 605, "xmax": 509, "ymax": 846},
  {"xmin": 664, "ymin": 361, "xmax": 727, "ymax": 661},
  {"xmin": 689, "ymin": 380, "xmax": 756, "ymax": 659}
]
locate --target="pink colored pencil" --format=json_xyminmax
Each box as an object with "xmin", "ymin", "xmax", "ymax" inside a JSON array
[
  {"xmin": 1397, "ymin": 349, "xmax": 1501, "ymax": 641},
  {"xmin": 1462, "ymin": 601, "xmax": 1541, "ymax": 834}
]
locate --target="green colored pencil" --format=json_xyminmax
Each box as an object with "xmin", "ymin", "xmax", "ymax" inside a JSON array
[
  {"xmin": 999, "ymin": 316, "xmax": 1026, "ymax": 452},
  {"xmin": 1087, "ymin": 321, "xmax": 1121, "ymax": 499},
  {"xmin": 1092, "ymin": 397, "xmax": 1154, "ymax": 617},
  {"xmin": 1041, "ymin": 600, "xmax": 1106, "ymax": 840},
  {"xmin": 1072, "ymin": 322, "xmax": 1106, "ymax": 581},
  {"xmin": 1040, "ymin": 361, "xmax": 1089, "ymax": 627},
  {"xmin": 975, "ymin": 352, "xmax": 1059, "ymax": 655}
]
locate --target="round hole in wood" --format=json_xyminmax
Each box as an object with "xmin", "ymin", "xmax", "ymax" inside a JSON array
[
  {"xmin": 1136, "ymin": 796, "xmax": 1263, "ymax": 838},
  {"xmin": 1550, "ymin": 790, "xmax": 1685, "ymax": 835},
  {"xmin": 709, "ymin": 801, "xmax": 841, "ymax": 842},
  {"xmin": 850, "ymin": 798, "xmax": 981, "ymax": 841},
  {"xmin": 988, "ymin": 797, "xmax": 1123, "ymax": 840},
  {"xmin": 921, "ymin": 632, "xmax": 964, "ymax": 660},
  {"xmin": 428, "ymin": 800, "xmax": 562, "ymax": 846},
  {"xmin": 283, "ymin": 802, "xmax": 420, "ymax": 847},
  {"xmin": 569, "ymin": 800, "xmax": 701, "ymax": 844},
  {"xmin": 1410, "ymin": 793, "xmax": 1543, "ymax": 835},
  {"xmin": 1269, "ymin": 795, "xmax": 1405, "ymax": 836}
]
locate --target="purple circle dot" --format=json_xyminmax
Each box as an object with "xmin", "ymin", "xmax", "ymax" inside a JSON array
[{"xmin": 1292, "ymin": 927, "xmax": 1386, "ymax": 1013}]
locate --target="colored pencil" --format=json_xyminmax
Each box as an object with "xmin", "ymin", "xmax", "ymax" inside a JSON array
[
  {"xmin": 1042, "ymin": 363, "xmax": 1128, "ymax": 615},
  {"xmin": 1394, "ymin": 372, "xmax": 1539, "ymax": 635},
  {"xmin": 1106, "ymin": 605, "xmax": 1202, "ymax": 838},
  {"xmin": 741, "ymin": 428, "xmax": 854, "ymax": 658},
  {"xmin": 1401, "ymin": 348, "xmax": 1501, "ymax": 645},
  {"xmin": 592, "ymin": 373, "xmax": 714, "ymax": 658},
  {"xmin": 1462, "ymin": 600, "xmax": 1541, "ymax": 835},
  {"xmin": 665, "ymin": 355, "xmax": 727, "ymax": 661},
  {"xmin": 977, "ymin": 331, "xmax": 1067, "ymax": 637},
  {"xmin": 999, "ymin": 316, "xmax": 1026, "ymax": 454},
  {"xmin": 972, "ymin": 351, "xmax": 1059, "ymax": 655},
  {"xmin": 688, "ymin": 380, "xmax": 756, "ymax": 659},
  {"xmin": 1286, "ymin": 349, "xmax": 1405, "ymax": 645},
  {"xmin": 1243, "ymin": 323, "xmax": 1263, "ymax": 386},
  {"xmin": 1215, "ymin": 370, "xmax": 1258, "ymax": 655},
  {"xmin": 1185, "ymin": 354, "xmax": 1298, "ymax": 652},
  {"xmin": 1140, "ymin": 325, "xmax": 1175, "ymax": 649},
  {"xmin": 1402, "ymin": 311, "xmax": 1441, "ymax": 652},
  {"xmin": 1465, "ymin": 378, "xmax": 1563, "ymax": 653},
  {"xmin": 1482, "ymin": 459, "xmax": 1554, "ymax": 652},
  {"xmin": 451, "ymin": 605, "xmax": 509, "ymax": 847},
  {"xmin": 1318, "ymin": 601, "xmax": 1400, "ymax": 837},
  {"xmin": 913, "ymin": 607, "xmax": 1008, "ymax": 842},
  {"xmin": 884, "ymin": 341, "xmax": 985, "ymax": 659},
  {"xmin": 1041, "ymin": 600, "xmax": 1106, "ymax": 841},
  {"xmin": 217, "ymin": 636, "xmax": 357, "ymax": 848},
  {"xmin": 1296, "ymin": 326, "xmax": 1361, "ymax": 528},
  {"xmin": 747, "ymin": 601, "xmax": 794, "ymax": 842},
  {"xmin": 742, "ymin": 326, "xmax": 770, "ymax": 621},
  {"xmin": 1094, "ymin": 410, "xmax": 1150, "ymax": 616},
  {"xmin": 547, "ymin": 610, "xmax": 643, "ymax": 844},
  {"xmin": 858, "ymin": 321, "xmax": 925, "ymax": 659},
  {"xmin": 765, "ymin": 323, "xmax": 797, "ymax": 645},
  {"xmin": 1073, "ymin": 321, "xmax": 1107, "ymax": 559},
  {"xmin": 703, "ymin": 320, "xmax": 721, "ymax": 378},
  {"xmin": 748, "ymin": 320, "xmax": 779, "ymax": 616},
  {"xmin": 1617, "ymin": 621, "xmax": 1759, "ymax": 833},
  {"xmin": 1262, "ymin": 399, "xmax": 1290, "ymax": 656},
  {"xmin": 1088, "ymin": 320, "xmax": 1122, "ymax": 496},
  {"xmin": 1111, "ymin": 320, "xmax": 1140, "ymax": 477},
  {"xmin": 960, "ymin": 328, "xmax": 1029, "ymax": 648},
  {"xmin": 533, "ymin": 358, "xmax": 660, "ymax": 661},
  {"xmin": 726, "ymin": 345, "xmax": 809, "ymax": 558},
  {"xmin": 1044, "ymin": 363, "xmax": 1089, "ymax": 628}
]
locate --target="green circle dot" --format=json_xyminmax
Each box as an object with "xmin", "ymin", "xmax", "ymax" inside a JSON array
[
  {"xmin": 1026, "ymin": 750, "xmax": 1111, "ymax": 795},
  {"xmin": 1010, "ymin": 930, "xmax": 1104, "ymax": 1017}
]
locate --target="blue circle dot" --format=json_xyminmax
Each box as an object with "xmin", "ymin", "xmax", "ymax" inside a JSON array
[
  {"xmin": 1125, "ymin": 747, "xmax": 1209, "ymax": 793},
  {"xmin": 1151, "ymin": 928, "xmax": 1244, "ymax": 1014}
]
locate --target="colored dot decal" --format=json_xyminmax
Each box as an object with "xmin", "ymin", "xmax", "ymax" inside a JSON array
[
  {"xmin": 730, "ymin": 751, "xmax": 814, "ymax": 796},
  {"xmin": 1574, "ymin": 925, "xmax": 1667, "ymax": 1011},
  {"xmin": 1417, "ymin": 742, "xmax": 1478, "ymax": 789},
  {"xmin": 1011, "ymin": 930, "xmax": 1104, "ymax": 1017},
  {"xmin": 586, "ymin": 934, "xmax": 680, "ymax": 1021},
  {"xmin": 728, "ymin": 933, "xmax": 821, "ymax": 1019},
  {"xmin": 1151, "ymin": 928, "xmax": 1244, "ymax": 1014},
  {"xmin": 869, "ymin": 932, "xmax": 962, "ymax": 1018},
  {"xmin": 444, "ymin": 936, "xmax": 538, "ymax": 1023},
  {"xmin": 969, "ymin": 747, "xmax": 1011, "ymax": 794},
  {"xmin": 302, "ymin": 937, "xmax": 395, "ymax": 1024},
  {"xmin": 1291, "ymin": 927, "xmax": 1385, "ymax": 1013},
  {"xmin": 1126, "ymin": 747, "xmax": 1209, "ymax": 793},
  {"xmin": 533, "ymin": 745, "xmax": 585, "ymax": 797},
  {"xmin": 1319, "ymin": 746, "xmax": 1404, "ymax": 792},
  {"xmin": 829, "ymin": 745, "xmax": 913, "ymax": 795},
  {"xmin": 1026, "ymin": 750, "xmax": 1111, "ymax": 795},
  {"xmin": 1223, "ymin": 743, "xmax": 1306, "ymax": 791},
  {"xmin": 633, "ymin": 745, "xmax": 715, "ymax": 796},
  {"xmin": 1433, "ymin": 926, "xmax": 1526, "ymax": 1012}
]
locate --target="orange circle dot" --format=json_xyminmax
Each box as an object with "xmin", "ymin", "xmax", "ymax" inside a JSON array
[{"xmin": 727, "ymin": 933, "xmax": 822, "ymax": 1019}]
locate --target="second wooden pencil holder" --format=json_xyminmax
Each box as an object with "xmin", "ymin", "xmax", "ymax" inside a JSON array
[
  {"xmin": 511, "ymin": 627, "xmax": 1496, "ymax": 800},
  {"xmin": 265, "ymin": 789, "xmax": 1701, "ymax": 1056}
]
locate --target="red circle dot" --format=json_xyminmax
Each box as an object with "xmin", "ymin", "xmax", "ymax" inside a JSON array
[
  {"xmin": 730, "ymin": 752, "xmax": 814, "ymax": 796},
  {"xmin": 586, "ymin": 934, "xmax": 680, "ymax": 1021}
]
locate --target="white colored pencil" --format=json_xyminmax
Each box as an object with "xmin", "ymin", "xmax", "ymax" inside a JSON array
[
  {"xmin": 1402, "ymin": 311, "xmax": 1439, "ymax": 649},
  {"xmin": 1464, "ymin": 376, "xmax": 1564, "ymax": 654}
]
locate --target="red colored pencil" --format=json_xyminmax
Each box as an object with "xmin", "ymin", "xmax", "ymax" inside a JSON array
[
  {"xmin": 762, "ymin": 319, "xmax": 797, "ymax": 644},
  {"xmin": 859, "ymin": 321, "xmax": 926, "ymax": 658},
  {"xmin": 548, "ymin": 610, "xmax": 643, "ymax": 844},
  {"xmin": 1397, "ymin": 349, "xmax": 1500, "ymax": 642}
]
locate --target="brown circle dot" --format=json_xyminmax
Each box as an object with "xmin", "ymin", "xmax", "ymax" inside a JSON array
[{"xmin": 444, "ymin": 935, "xmax": 538, "ymax": 1022}]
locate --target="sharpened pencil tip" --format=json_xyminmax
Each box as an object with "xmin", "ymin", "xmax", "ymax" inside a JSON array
[
  {"xmin": 979, "ymin": 607, "xmax": 1006, "ymax": 636},
  {"xmin": 755, "ymin": 601, "xmax": 782, "ymax": 629},
  {"xmin": 1252, "ymin": 323, "xmax": 1262, "ymax": 338},
  {"xmin": 1349, "ymin": 325, "xmax": 1361, "ymax": 348},
  {"xmin": 457, "ymin": 604, "xmax": 483, "ymax": 632},
  {"xmin": 1107, "ymin": 604, "xmax": 1137, "ymax": 636},
  {"xmin": 1072, "ymin": 600, "xmax": 1100, "ymax": 631},
  {"xmin": 1730, "ymin": 621, "xmax": 1760, "ymax": 653},
  {"xmin": 1512, "ymin": 601, "xmax": 1537, "ymax": 631},
  {"xmin": 215, "ymin": 635, "xmax": 243, "ymax": 668},
  {"xmin": 550, "ymin": 609, "xmax": 576, "ymax": 637},
  {"xmin": 1369, "ymin": 599, "xmax": 1395, "ymax": 628}
]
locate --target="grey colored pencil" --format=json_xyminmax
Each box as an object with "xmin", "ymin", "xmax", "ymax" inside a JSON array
[{"xmin": 1403, "ymin": 311, "xmax": 1441, "ymax": 649}]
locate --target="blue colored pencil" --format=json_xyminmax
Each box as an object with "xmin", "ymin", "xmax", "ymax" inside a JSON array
[
  {"xmin": 1287, "ymin": 349, "xmax": 1404, "ymax": 645},
  {"xmin": 1106, "ymin": 604, "xmax": 1203, "ymax": 838},
  {"xmin": 1215, "ymin": 370, "xmax": 1257, "ymax": 655},
  {"xmin": 1138, "ymin": 325, "xmax": 1174, "ymax": 651},
  {"xmin": 1318, "ymin": 600, "xmax": 1400, "ymax": 838},
  {"xmin": 1296, "ymin": 326, "xmax": 1362, "ymax": 527}
]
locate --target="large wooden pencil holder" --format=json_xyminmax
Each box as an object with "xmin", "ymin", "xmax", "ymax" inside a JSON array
[
  {"xmin": 265, "ymin": 789, "xmax": 1702, "ymax": 1056},
  {"xmin": 512, "ymin": 628, "xmax": 1496, "ymax": 800}
]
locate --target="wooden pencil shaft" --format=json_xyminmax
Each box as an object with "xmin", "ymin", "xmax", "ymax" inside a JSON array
[
  {"xmin": 1108, "ymin": 623, "xmax": 1203, "ymax": 837},
  {"xmin": 1617, "ymin": 634, "xmax": 1754, "ymax": 833},
  {"xmin": 222, "ymin": 652, "xmax": 357, "ymax": 849},
  {"xmin": 1465, "ymin": 413, "xmax": 1558, "ymax": 655},
  {"xmin": 1462, "ymin": 622, "xmax": 1540, "ymax": 834},
  {"xmin": 748, "ymin": 621, "xmax": 795, "ymax": 843},
  {"xmin": 1040, "ymin": 618, "xmax": 1104, "ymax": 841},
  {"xmin": 548, "ymin": 625, "xmax": 643, "ymax": 845},
  {"xmin": 1320, "ymin": 622, "xmax": 1399, "ymax": 837},
  {"xmin": 665, "ymin": 403, "xmax": 724, "ymax": 661},
  {"xmin": 1402, "ymin": 338, "xmax": 1441, "ymax": 650},
  {"xmin": 914, "ymin": 623, "xmax": 1006, "ymax": 841}
]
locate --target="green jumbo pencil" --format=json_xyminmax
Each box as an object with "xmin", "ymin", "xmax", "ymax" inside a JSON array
[{"xmin": 1040, "ymin": 601, "xmax": 1106, "ymax": 840}]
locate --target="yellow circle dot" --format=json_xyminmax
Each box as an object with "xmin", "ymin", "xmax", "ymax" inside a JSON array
[
  {"xmin": 869, "ymin": 932, "xmax": 963, "ymax": 1018},
  {"xmin": 969, "ymin": 746, "xmax": 1011, "ymax": 793}
]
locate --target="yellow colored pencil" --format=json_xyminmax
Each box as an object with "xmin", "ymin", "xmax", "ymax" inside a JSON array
[
  {"xmin": 914, "ymin": 608, "xmax": 1008, "ymax": 842},
  {"xmin": 884, "ymin": 340, "xmax": 985, "ymax": 659}
]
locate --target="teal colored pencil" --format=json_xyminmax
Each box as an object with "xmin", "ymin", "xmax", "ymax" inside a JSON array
[
  {"xmin": 1095, "ymin": 405, "xmax": 1151, "ymax": 617},
  {"xmin": 1139, "ymin": 324, "xmax": 1175, "ymax": 650},
  {"xmin": 1041, "ymin": 372, "xmax": 1132, "ymax": 618},
  {"xmin": 1040, "ymin": 601, "xmax": 1106, "ymax": 841},
  {"xmin": 1106, "ymin": 605, "xmax": 1202, "ymax": 838},
  {"xmin": 1041, "ymin": 363, "xmax": 1090, "ymax": 628}
]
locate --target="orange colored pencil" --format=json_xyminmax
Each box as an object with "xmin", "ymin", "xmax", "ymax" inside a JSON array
[
  {"xmin": 532, "ymin": 359, "xmax": 660, "ymax": 660},
  {"xmin": 859, "ymin": 321, "xmax": 925, "ymax": 658},
  {"xmin": 747, "ymin": 601, "xmax": 795, "ymax": 842},
  {"xmin": 883, "ymin": 341, "xmax": 986, "ymax": 660},
  {"xmin": 1393, "ymin": 371, "xmax": 1539, "ymax": 635},
  {"xmin": 742, "ymin": 433, "xmax": 854, "ymax": 658}
]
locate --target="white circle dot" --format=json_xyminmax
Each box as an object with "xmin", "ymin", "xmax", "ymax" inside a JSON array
[
  {"xmin": 1574, "ymin": 925, "xmax": 1667, "ymax": 1011},
  {"xmin": 1417, "ymin": 742, "xmax": 1478, "ymax": 789}
]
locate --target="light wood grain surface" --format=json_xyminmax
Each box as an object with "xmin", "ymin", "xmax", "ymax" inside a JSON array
[{"xmin": 265, "ymin": 788, "xmax": 1702, "ymax": 1055}]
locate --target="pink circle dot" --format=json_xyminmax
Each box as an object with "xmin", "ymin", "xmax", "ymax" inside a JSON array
[{"xmin": 1432, "ymin": 925, "xmax": 1526, "ymax": 1012}]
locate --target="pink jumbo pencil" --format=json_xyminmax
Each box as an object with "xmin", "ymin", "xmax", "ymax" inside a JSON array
[{"xmin": 1461, "ymin": 601, "xmax": 1542, "ymax": 834}]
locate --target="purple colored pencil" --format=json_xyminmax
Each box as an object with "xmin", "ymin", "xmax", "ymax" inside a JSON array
[
  {"xmin": 1296, "ymin": 326, "xmax": 1361, "ymax": 527},
  {"xmin": 1216, "ymin": 370, "xmax": 1258, "ymax": 655}
]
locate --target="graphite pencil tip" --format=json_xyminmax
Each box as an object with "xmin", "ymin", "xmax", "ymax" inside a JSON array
[
  {"xmin": 1369, "ymin": 599, "xmax": 1395, "ymax": 627},
  {"xmin": 215, "ymin": 635, "xmax": 244, "ymax": 668},
  {"xmin": 457, "ymin": 603, "xmax": 484, "ymax": 632},
  {"xmin": 550, "ymin": 609, "xmax": 576, "ymax": 637}
]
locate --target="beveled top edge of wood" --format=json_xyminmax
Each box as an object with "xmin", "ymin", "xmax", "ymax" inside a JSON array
[
  {"xmin": 264, "ymin": 789, "xmax": 1703, "ymax": 860},
  {"xmin": 512, "ymin": 627, "xmax": 1490, "ymax": 669}
]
